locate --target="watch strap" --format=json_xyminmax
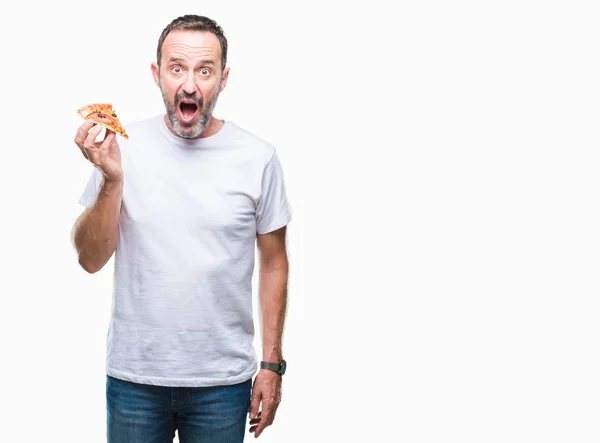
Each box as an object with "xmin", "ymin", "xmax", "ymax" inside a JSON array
[{"xmin": 260, "ymin": 361, "xmax": 281, "ymax": 372}]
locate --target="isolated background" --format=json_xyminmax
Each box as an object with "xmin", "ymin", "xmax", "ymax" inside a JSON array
[{"xmin": 1, "ymin": 0, "xmax": 598, "ymax": 442}]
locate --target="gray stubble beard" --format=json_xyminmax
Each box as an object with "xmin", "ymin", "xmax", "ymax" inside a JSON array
[{"xmin": 160, "ymin": 82, "xmax": 221, "ymax": 139}]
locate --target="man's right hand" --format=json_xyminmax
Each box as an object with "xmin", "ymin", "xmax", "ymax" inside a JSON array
[{"xmin": 75, "ymin": 120, "xmax": 123, "ymax": 182}]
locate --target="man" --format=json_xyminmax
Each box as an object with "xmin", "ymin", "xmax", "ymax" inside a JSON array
[{"xmin": 72, "ymin": 14, "xmax": 291, "ymax": 443}]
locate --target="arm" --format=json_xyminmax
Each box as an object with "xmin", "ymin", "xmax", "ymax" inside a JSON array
[
  {"xmin": 72, "ymin": 177, "xmax": 122, "ymax": 274},
  {"xmin": 258, "ymin": 225, "xmax": 289, "ymax": 363},
  {"xmin": 249, "ymin": 225, "xmax": 289, "ymax": 438}
]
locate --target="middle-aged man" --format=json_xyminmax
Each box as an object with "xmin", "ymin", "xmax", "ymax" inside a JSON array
[{"xmin": 72, "ymin": 14, "xmax": 292, "ymax": 442}]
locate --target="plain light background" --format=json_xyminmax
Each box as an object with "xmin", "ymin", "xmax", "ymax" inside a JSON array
[{"xmin": 1, "ymin": 0, "xmax": 599, "ymax": 441}]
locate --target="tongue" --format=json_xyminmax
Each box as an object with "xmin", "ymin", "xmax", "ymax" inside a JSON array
[{"xmin": 180, "ymin": 103, "xmax": 197, "ymax": 117}]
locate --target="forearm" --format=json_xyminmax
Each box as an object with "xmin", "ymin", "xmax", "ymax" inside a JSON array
[
  {"xmin": 258, "ymin": 265, "xmax": 289, "ymax": 362},
  {"xmin": 73, "ymin": 177, "xmax": 123, "ymax": 273}
]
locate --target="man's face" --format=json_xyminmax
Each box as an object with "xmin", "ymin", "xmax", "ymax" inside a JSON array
[{"xmin": 151, "ymin": 30, "xmax": 229, "ymax": 138}]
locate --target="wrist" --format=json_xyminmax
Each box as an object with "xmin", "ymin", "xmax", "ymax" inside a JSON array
[
  {"xmin": 262, "ymin": 352, "xmax": 282, "ymax": 363},
  {"xmin": 104, "ymin": 176, "xmax": 123, "ymax": 186},
  {"xmin": 101, "ymin": 177, "xmax": 124, "ymax": 193},
  {"xmin": 260, "ymin": 359, "xmax": 287, "ymax": 376}
]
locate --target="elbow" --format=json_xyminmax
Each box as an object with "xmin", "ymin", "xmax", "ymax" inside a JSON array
[
  {"xmin": 79, "ymin": 260, "xmax": 99, "ymax": 274},
  {"xmin": 78, "ymin": 255, "xmax": 102, "ymax": 274}
]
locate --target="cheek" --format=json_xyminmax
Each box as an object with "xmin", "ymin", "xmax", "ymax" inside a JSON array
[
  {"xmin": 199, "ymin": 83, "xmax": 219, "ymax": 103},
  {"xmin": 160, "ymin": 79, "xmax": 178, "ymax": 99}
]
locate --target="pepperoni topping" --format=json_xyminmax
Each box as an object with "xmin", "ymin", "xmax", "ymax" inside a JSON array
[{"xmin": 90, "ymin": 112, "xmax": 119, "ymax": 129}]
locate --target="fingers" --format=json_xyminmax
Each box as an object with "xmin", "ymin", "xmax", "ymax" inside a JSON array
[
  {"xmin": 100, "ymin": 131, "xmax": 116, "ymax": 150},
  {"xmin": 96, "ymin": 132, "xmax": 116, "ymax": 163},
  {"xmin": 249, "ymin": 410, "xmax": 261, "ymax": 432},
  {"xmin": 75, "ymin": 123, "xmax": 103, "ymax": 160},
  {"xmin": 249, "ymin": 404, "xmax": 280, "ymax": 438},
  {"xmin": 249, "ymin": 388, "xmax": 261, "ymax": 420},
  {"xmin": 80, "ymin": 125, "xmax": 104, "ymax": 164},
  {"xmin": 75, "ymin": 121, "xmax": 97, "ymax": 160},
  {"xmin": 74, "ymin": 120, "xmax": 96, "ymax": 146},
  {"xmin": 84, "ymin": 124, "xmax": 105, "ymax": 149},
  {"xmin": 253, "ymin": 403, "xmax": 275, "ymax": 438},
  {"xmin": 250, "ymin": 395, "xmax": 280, "ymax": 438},
  {"xmin": 84, "ymin": 128, "xmax": 114, "ymax": 167},
  {"xmin": 248, "ymin": 376, "xmax": 283, "ymax": 438},
  {"xmin": 249, "ymin": 411, "xmax": 260, "ymax": 435}
]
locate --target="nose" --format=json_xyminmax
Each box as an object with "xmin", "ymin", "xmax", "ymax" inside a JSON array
[{"xmin": 182, "ymin": 71, "xmax": 196, "ymax": 95}]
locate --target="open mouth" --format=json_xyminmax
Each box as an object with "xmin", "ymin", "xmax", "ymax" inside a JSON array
[{"xmin": 178, "ymin": 99, "xmax": 199, "ymax": 123}]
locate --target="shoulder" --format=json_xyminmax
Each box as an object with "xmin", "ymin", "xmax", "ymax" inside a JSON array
[{"xmin": 225, "ymin": 121, "xmax": 276, "ymax": 165}]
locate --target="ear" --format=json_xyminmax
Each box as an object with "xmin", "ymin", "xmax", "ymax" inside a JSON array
[
  {"xmin": 219, "ymin": 67, "xmax": 230, "ymax": 92},
  {"xmin": 151, "ymin": 62, "xmax": 160, "ymax": 86}
]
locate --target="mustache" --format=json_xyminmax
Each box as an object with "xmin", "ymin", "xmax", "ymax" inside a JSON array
[{"xmin": 175, "ymin": 92, "xmax": 203, "ymax": 108}]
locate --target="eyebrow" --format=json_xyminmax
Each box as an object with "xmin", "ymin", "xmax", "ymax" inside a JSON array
[{"xmin": 167, "ymin": 57, "xmax": 215, "ymax": 66}]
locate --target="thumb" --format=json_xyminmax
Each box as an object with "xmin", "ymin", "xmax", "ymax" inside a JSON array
[
  {"xmin": 103, "ymin": 128, "xmax": 117, "ymax": 144},
  {"xmin": 105, "ymin": 131, "xmax": 120, "ymax": 153},
  {"xmin": 249, "ymin": 387, "xmax": 261, "ymax": 419}
]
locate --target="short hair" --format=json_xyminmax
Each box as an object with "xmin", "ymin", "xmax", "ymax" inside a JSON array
[{"xmin": 156, "ymin": 15, "xmax": 228, "ymax": 72}]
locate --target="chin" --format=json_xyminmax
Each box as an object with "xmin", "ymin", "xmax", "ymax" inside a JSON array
[
  {"xmin": 169, "ymin": 115, "xmax": 206, "ymax": 139},
  {"xmin": 182, "ymin": 130, "xmax": 203, "ymax": 139},
  {"xmin": 178, "ymin": 125, "xmax": 204, "ymax": 139}
]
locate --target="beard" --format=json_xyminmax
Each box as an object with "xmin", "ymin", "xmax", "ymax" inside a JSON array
[{"xmin": 160, "ymin": 83, "xmax": 221, "ymax": 139}]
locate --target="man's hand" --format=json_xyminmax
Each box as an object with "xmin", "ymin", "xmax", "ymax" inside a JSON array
[
  {"xmin": 248, "ymin": 369, "xmax": 282, "ymax": 438},
  {"xmin": 74, "ymin": 121, "xmax": 123, "ymax": 183}
]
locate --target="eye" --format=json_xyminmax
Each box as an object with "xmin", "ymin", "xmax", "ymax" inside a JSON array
[
  {"xmin": 172, "ymin": 66, "xmax": 182, "ymax": 74},
  {"xmin": 200, "ymin": 68, "xmax": 210, "ymax": 76}
]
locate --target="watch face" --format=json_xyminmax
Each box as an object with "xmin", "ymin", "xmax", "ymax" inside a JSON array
[{"xmin": 279, "ymin": 359, "xmax": 287, "ymax": 375}]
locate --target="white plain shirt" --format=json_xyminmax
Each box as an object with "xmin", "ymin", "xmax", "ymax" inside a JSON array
[{"xmin": 78, "ymin": 115, "xmax": 292, "ymax": 387}]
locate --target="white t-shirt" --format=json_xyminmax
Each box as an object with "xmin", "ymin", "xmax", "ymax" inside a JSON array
[{"xmin": 78, "ymin": 115, "xmax": 292, "ymax": 387}]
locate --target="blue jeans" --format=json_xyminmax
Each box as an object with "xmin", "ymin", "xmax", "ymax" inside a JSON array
[{"xmin": 106, "ymin": 375, "xmax": 252, "ymax": 443}]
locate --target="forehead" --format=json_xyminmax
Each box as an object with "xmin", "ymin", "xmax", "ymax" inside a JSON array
[{"xmin": 161, "ymin": 30, "xmax": 221, "ymax": 65}]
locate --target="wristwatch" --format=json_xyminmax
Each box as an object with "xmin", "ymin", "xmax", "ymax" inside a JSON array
[{"xmin": 260, "ymin": 359, "xmax": 287, "ymax": 376}]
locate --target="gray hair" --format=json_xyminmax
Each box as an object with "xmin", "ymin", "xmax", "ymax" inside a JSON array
[{"xmin": 156, "ymin": 15, "xmax": 228, "ymax": 72}]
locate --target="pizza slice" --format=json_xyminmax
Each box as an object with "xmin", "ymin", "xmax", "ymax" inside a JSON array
[{"xmin": 77, "ymin": 103, "xmax": 129, "ymax": 139}]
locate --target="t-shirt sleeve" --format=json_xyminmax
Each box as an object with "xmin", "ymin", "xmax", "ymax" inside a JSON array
[
  {"xmin": 78, "ymin": 166, "xmax": 104, "ymax": 208},
  {"xmin": 256, "ymin": 150, "xmax": 292, "ymax": 234}
]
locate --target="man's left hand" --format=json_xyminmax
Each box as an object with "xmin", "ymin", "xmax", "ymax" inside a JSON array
[{"xmin": 248, "ymin": 369, "xmax": 282, "ymax": 438}]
